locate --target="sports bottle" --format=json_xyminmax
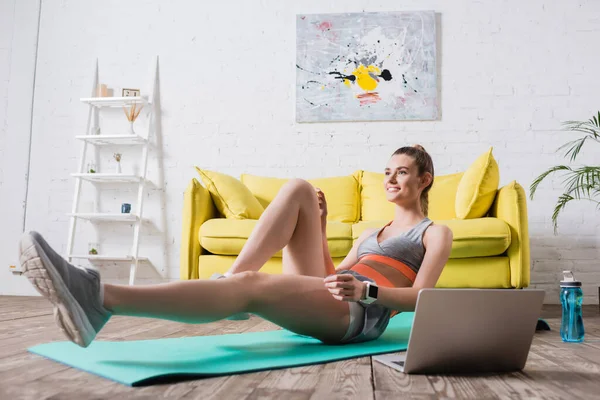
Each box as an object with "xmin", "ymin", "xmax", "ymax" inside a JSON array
[{"xmin": 560, "ymin": 270, "xmax": 584, "ymax": 343}]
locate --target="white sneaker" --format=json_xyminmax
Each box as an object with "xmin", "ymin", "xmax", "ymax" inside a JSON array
[{"xmin": 210, "ymin": 273, "xmax": 250, "ymax": 320}]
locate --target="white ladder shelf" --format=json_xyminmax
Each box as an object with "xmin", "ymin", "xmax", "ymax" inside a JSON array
[{"xmin": 66, "ymin": 58, "xmax": 158, "ymax": 285}]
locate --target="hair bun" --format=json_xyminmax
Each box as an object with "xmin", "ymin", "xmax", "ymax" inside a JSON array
[{"xmin": 413, "ymin": 144, "xmax": 426, "ymax": 152}]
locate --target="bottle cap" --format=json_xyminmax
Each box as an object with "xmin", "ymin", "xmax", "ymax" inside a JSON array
[{"xmin": 560, "ymin": 270, "xmax": 582, "ymax": 287}]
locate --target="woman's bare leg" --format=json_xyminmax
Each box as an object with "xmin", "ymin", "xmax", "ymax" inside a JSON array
[
  {"xmin": 104, "ymin": 271, "xmax": 349, "ymax": 343},
  {"xmin": 20, "ymin": 230, "xmax": 350, "ymax": 347},
  {"xmin": 19, "ymin": 179, "xmax": 345, "ymax": 348},
  {"xmin": 227, "ymin": 178, "xmax": 328, "ymax": 278},
  {"xmin": 100, "ymin": 179, "xmax": 346, "ymax": 341}
]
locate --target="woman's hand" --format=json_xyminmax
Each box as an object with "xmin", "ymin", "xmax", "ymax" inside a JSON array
[
  {"xmin": 324, "ymin": 274, "xmax": 366, "ymax": 302},
  {"xmin": 315, "ymin": 187, "xmax": 328, "ymax": 224}
]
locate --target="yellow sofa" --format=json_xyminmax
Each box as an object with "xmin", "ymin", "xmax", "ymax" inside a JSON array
[{"xmin": 180, "ymin": 165, "xmax": 531, "ymax": 289}]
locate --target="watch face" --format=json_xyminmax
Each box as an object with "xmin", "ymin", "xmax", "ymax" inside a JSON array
[{"xmin": 368, "ymin": 284, "xmax": 378, "ymax": 299}]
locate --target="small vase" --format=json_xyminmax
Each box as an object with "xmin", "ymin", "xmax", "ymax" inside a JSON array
[
  {"xmin": 129, "ymin": 121, "xmax": 135, "ymax": 135},
  {"xmin": 116, "ymin": 161, "xmax": 122, "ymax": 174}
]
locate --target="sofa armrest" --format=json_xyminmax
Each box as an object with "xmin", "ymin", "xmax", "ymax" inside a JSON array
[
  {"xmin": 180, "ymin": 178, "xmax": 217, "ymax": 280},
  {"xmin": 489, "ymin": 181, "xmax": 530, "ymax": 288}
]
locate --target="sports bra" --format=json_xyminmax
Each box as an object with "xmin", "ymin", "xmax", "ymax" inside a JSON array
[
  {"xmin": 351, "ymin": 218, "xmax": 433, "ymax": 316},
  {"xmin": 357, "ymin": 217, "xmax": 433, "ymax": 274}
]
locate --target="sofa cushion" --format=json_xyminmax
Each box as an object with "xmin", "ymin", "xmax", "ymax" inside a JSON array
[
  {"xmin": 359, "ymin": 171, "xmax": 464, "ymax": 221},
  {"xmin": 352, "ymin": 217, "xmax": 510, "ymax": 258},
  {"xmin": 455, "ymin": 147, "xmax": 500, "ymax": 219},
  {"xmin": 428, "ymin": 172, "xmax": 463, "ymax": 220},
  {"xmin": 241, "ymin": 173, "xmax": 360, "ymax": 223},
  {"xmin": 308, "ymin": 176, "xmax": 360, "ymax": 223},
  {"xmin": 359, "ymin": 171, "xmax": 394, "ymax": 221},
  {"xmin": 199, "ymin": 219, "xmax": 353, "ymax": 257},
  {"xmin": 239, "ymin": 174, "xmax": 287, "ymax": 209},
  {"xmin": 195, "ymin": 168, "xmax": 264, "ymax": 220}
]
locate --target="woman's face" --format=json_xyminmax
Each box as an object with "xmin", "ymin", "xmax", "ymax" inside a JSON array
[{"xmin": 383, "ymin": 154, "xmax": 429, "ymax": 204}]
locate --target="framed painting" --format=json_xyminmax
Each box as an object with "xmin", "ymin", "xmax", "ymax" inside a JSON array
[{"xmin": 296, "ymin": 11, "xmax": 438, "ymax": 122}]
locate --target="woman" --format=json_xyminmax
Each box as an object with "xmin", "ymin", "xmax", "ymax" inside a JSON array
[{"xmin": 19, "ymin": 144, "xmax": 453, "ymax": 348}]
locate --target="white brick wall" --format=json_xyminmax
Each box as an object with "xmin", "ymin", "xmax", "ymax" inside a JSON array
[{"xmin": 1, "ymin": 0, "xmax": 600, "ymax": 305}]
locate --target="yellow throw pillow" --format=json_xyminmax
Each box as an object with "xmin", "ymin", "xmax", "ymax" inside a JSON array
[
  {"xmin": 241, "ymin": 173, "xmax": 360, "ymax": 223},
  {"xmin": 195, "ymin": 168, "xmax": 264, "ymax": 220},
  {"xmin": 240, "ymin": 174, "xmax": 288, "ymax": 209},
  {"xmin": 307, "ymin": 175, "xmax": 360, "ymax": 223},
  {"xmin": 427, "ymin": 172, "xmax": 464, "ymax": 220},
  {"xmin": 455, "ymin": 147, "xmax": 500, "ymax": 219},
  {"xmin": 360, "ymin": 171, "xmax": 395, "ymax": 221}
]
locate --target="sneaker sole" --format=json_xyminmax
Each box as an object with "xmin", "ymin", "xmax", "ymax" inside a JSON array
[{"xmin": 19, "ymin": 233, "xmax": 96, "ymax": 348}]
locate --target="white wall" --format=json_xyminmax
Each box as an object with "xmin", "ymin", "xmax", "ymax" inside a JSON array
[
  {"xmin": 0, "ymin": 0, "xmax": 42, "ymax": 296},
  {"xmin": 1, "ymin": 0, "xmax": 599, "ymax": 304},
  {"xmin": 0, "ymin": 0, "xmax": 12, "ymax": 191}
]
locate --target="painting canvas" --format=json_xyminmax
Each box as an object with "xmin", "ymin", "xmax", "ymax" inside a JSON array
[{"xmin": 296, "ymin": 11, "xmax": 438, "ymax": 122}]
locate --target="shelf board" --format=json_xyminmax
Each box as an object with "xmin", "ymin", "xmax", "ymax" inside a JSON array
[
  {"xmin": 69, "ymin": 255, "xmax": 148, "ymax": 262},
  {"xmin": 75, "ymin": 134, "xmax": 147, "ymax": 145},
  {"xmin": 68, "ymin": 213, "xmax": 139, "ymax": 222},
  {"xmin": 71, "ymin": 173, "xmax": 142, "ymax": 183},
  {"xmin": 80, "ymin": 96, "xmax": 148, "ymax": 108}
]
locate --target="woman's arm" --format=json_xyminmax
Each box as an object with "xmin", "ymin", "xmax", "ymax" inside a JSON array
[{"xmin": 375, "ymin": 224, "xmax": 453, "ymax": 311}]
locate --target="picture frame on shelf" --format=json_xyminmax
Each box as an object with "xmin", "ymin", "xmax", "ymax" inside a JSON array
[{"xmin": 122, "ymin": 88, "xmax": 140, "ymax": 97}]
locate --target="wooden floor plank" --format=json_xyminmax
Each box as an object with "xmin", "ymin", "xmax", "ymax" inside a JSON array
[
  {"xmin": 2, "ymin": 297, "xmax": 600, "ymax": 400},
  {"xmin": 168, "ymin": 318, "xmax": 280, "ymax": 400},
  {"xmin": 373, "ymin": 355, "xmax": 437, "ymax": 396},
  {"xmin": 310, "ymin": 357, "xmax": 374, "ymax": 400}
]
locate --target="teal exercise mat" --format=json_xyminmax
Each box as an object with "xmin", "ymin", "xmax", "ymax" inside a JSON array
[{"xmin": 28, "ymin": 312, "xmax": 415, "ymax": 387}]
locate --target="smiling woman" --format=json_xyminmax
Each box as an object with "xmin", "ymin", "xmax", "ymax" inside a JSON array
[
  {"xmin": 321, "ymin": 145, "xmax": 451, "ymax": 342},
  {"xmin": 383, "ymin": 144, "xmax": 435, "ymax": 216},
  {"xmin": 19, "ymin": 145, "xmax": 452, "ymax": 349}
]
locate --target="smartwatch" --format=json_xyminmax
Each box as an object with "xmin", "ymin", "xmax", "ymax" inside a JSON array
[{"xmin": 359, "ymin": 281, "xmax": 379, "ymax": 305}]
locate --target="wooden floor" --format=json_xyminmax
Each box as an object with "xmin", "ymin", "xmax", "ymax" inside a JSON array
[{"xmin": 1, "ymin": 296, "xmax": 600, "ymax": 400}]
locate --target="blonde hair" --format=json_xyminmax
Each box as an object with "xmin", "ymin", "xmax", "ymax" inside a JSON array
[{"xmin": 391, "ymin": 145, "xmax": 435, "ymax": 216}]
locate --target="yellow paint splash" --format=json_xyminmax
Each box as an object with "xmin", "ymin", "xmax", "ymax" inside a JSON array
[{"xmin": 352, "ymin": 65, "xmax": 381, "ymax": 91}]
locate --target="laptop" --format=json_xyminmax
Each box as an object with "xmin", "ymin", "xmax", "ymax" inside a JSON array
[{"xmin": 373, "ymin": 288, "xmax": 545, "ymax": 374}]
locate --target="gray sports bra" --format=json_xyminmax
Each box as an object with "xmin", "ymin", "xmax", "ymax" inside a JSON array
[{"xmin": 356, "ymin": 218, "xmax": 433, "ymax": 274}]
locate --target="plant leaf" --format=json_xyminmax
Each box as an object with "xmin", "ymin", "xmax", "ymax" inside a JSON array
[
  {"xmin": 556, "ymin": 137, "xmax": 587, "ymax": 162},
  {"xmin": 551, "ymin": 192, "xmax": 574, "ymax": 235},
  {"xmin": 552, "ymin": 168, "xmax": 600, "ymax": 234},
  {"xmin": 532, "ymin": 111, "xmax": 600, "ymax": 233},
  {"xmin": 529, "ymin": 165, "xmax": 572, "ymax": 200},
  {"xmin": 561, "ymin": 166, "xmax": 600, "ymax": 199},
  {"xmin": 561, "ymin": 120, "xmax": 600, "ymax": 141}
]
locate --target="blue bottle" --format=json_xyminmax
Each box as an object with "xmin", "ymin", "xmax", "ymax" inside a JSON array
[{"xmin": 560, "ymin": 270, "xmax": 585, "ymax": 343}]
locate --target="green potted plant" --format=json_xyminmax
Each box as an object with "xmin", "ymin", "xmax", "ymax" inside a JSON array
[
  {"xmin": 529, "ymin": 111, "xmax": 600, "ymax": 234},
  {"xmin": 88, "ymin": 242, "xmax": 99, "ymax": 255}
]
